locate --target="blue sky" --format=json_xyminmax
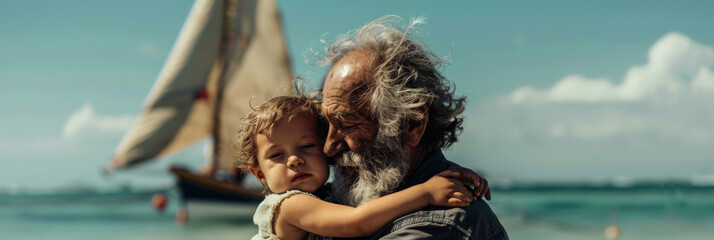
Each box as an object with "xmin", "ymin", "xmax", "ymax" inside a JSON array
[{"xmin": 2, "ymin": 0, "xmax": 714, "ymax": 189}]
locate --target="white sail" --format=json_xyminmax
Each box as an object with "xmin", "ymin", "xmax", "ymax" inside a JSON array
[
  {"xmin": 111, "ymin": 0, "xmax": 291, "ymax": 173},
  {"xmin": 213, "ymin": 0, "xmax": 293, "ymax": 172}
]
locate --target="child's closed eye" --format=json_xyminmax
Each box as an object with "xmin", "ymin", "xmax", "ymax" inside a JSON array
[
  {"xmin": 299, "ymin": 144, "xmax": 321, "ymax": 154},
  {"xmin": 268, "ymin": 152, "xmax": 284, "ymax": 159}
]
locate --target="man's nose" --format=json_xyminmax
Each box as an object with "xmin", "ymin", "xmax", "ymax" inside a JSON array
[
  {"xmin": 323, "ymin": 125, "xmax": 346, "ymax": 157},
  {"xmin": 287, "ymin": 155, "xmax": 305, "ymax": 169}
]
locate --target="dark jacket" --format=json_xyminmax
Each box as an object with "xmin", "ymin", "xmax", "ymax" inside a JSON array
[{"xmin": 348, "ymin": 150, "xmax": 509, "ymax": 240}]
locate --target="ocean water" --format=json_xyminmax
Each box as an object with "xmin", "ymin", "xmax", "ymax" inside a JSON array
[
  {"xmin": 2, "ymin": 185, "xmax": 713, "ymax": 240},
  {"xmin": 492, "ymin": 185, "xmax": 714, "ymax": 239}
]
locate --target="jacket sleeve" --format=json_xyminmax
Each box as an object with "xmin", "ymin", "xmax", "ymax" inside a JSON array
[
  {"xmin": 377, "ymin": 221, "xmax": 468, "ymax": 239},
  {"xmin": 373, "ymin": 200, "xmax": 509, "ymax": 240}
]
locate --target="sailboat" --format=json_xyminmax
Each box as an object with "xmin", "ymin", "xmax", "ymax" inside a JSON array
[{"xmin": 107, "ymin": 0, "xmax": 292, "ymax": 217}]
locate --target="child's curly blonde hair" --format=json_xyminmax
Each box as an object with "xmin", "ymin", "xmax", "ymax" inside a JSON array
[{"xmin": 234, "ymin": 95, "xmax": 324, "ymax": 170}]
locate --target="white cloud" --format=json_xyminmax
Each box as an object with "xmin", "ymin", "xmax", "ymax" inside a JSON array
[
  {"xmin": 461, "ymin": 99, "xmax": 714, "ymax": 181},
  {"xmin": 509, "ymin": 32, "xmax": 714, "ymax": 104},
  {"xmin": 692, "ymin": 67, "xmax": 714, "ymax": 93},
  {"xmin": 546, "ymin": 114, "xmax": 709, "ymax": 143},
  {"xmin": 0, "ymin": 104, "xmax": 205, "ymax": 190},
  {"xmin": 498, "ymin": 32, "xmax": 714, "ymax": 142},
  {"xmin": 62, "ymin": 103, "xmax": 136, "ymax": 140},
  {"xmin": 457, "ymin": 33, "xmax": 714, "ymax": 182}
]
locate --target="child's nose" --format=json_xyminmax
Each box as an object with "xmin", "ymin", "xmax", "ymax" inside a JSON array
[{"xmin": 287, "ymin": 155, "xmax": 305, "ymax": 168}]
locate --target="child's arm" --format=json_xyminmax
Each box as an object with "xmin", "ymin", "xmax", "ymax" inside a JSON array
[
  {"xmin": 446, "ymin": 160, "xmax": 492, "ymax": 200},
  {"xmin": 276, "ymin": 170, "xmax": 472, "ymax": 238}
]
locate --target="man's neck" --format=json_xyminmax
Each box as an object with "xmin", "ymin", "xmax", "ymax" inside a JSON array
[
  {"xmin": 405, "ymin": 146, "xmax": 428, "ymax": 178},
  {"xmin": 395, "ymin": 148, "xmax": 449, "ymax": 193}
]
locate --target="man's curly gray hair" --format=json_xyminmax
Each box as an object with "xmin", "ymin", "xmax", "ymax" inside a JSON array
[{"xmin": 319, "ymin": 15, "xmax": 465, "ymax": 152}]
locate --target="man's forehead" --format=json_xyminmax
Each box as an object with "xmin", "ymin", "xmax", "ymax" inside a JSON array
[
  {"xmin": 321, "ymin": 96, "xmax": 354, "ymax": 114},
  {"xmin": 321, "ymin": 49, "xmax": 379, "ymax": 119},
  {"xmin": 323, "ymin": 49, "xmax": 378, "ymax": 91},
  {"xmin": 321, "ymin": 81, "xmax": 370, "ymax": 101},
  {"xmin": 327, "ymin": 64, "xmax": 354, "ymax": 85},
  {"xmin": 323, "ymin": 70, "xmax": 370, "ymax": 98},
  {"xmin": 321, "ymin": 84, "xmax": 372, "ymax": 117}
]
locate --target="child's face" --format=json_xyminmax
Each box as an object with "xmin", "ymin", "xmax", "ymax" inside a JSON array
[{"xmin": 248, "ymin": 113, "xmax": 329, "ymax": 194}]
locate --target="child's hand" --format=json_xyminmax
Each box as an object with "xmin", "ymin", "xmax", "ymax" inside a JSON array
[
  {"xmin": 422, "ymin": 170, "xmax": 473, "ymax": 207},
  {"xmin": 447, "ymin": 165, "xmax": 491, "ymax": 201}
]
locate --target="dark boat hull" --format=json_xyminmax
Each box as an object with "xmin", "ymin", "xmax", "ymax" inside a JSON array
[{"xmin": 169, "ymin": 166, "xmax": 264, "ymax": 204}]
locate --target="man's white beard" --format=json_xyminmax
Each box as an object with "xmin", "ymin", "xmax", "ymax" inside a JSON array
[{"xmin": 332, "ymin": 135, "xmax": 410, "ymax": 207}]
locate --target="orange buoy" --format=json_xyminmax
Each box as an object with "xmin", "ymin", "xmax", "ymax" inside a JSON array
[
  {"xmin": 175, "ymin": 207, "xmax": 188, "ymax": 225},
  {"xmin": 151, "ymin": 193, "xmax": 167, "ymax": 212},
  {"xmin": 604, "ymin": 225, "xmax": 620, "ymax": 239}
]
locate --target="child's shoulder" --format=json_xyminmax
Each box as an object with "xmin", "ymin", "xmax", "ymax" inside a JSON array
[
  {"xmin": 254, "ymin": 190, "xmax": 318, "ymax": 238},
  {"xmin": 268, "ymin": 190, "xmax": 315, "ymax": 200},
  {"xmin": 253, "ymin": 190, "xmax": 314, "ymax": 232},
  {"xmin": 263, "ymin": 190, "xmax": 315, "ymax": 208}
]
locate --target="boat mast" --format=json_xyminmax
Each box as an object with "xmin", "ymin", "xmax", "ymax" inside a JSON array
[{"xmin": 210, "ymin": 0, "xmax": 237, "ymax": 177}]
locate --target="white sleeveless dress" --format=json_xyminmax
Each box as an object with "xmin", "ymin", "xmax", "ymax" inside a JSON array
[{"xmin": 251, "ymin": 190, "xmax": 328, "ymax": 240}]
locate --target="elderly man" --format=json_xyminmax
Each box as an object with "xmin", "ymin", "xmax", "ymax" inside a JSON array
[{"xmin": 319, "ymin": 16, "xmax": 508, "ymax": 239}]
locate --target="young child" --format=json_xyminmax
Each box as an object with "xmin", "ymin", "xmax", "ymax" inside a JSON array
[{"xmin": 235, "ymin": 95, "xmax": 488, "ymax": 240}]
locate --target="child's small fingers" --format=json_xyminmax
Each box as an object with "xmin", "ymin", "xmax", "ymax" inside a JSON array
[
  {"xmin": 454, "ymin": 186, "xmax": 474, "ymax": 201},
  {"xmin": 448, "ymin": 197, "xmax": 471, "ymax": 207},
  {"xmin": 437, "ymin": 170, "xmax": 461, "ymax": 178},
  {"xmin": 447, "ymin": 198, "xmax": 464, "ymax": 206},
  {"xmin": 485, "ymin": 189, "xmax": 492, "ymax": 201},
  {"xmin": 452, "ymin": 190, "xmax": 473, "ymax": 202}
]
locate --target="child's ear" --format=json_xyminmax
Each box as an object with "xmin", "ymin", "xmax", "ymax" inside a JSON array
[{"xmin": 248, "ymin": 166, "xmax": 268, "ymax": 185}]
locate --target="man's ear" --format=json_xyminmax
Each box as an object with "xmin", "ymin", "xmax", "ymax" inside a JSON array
[
  {"xmin": 403, "ymin": 106, "xmax": 429, "ymax": 148},
  {"xmin": 248, "ymin": 165, "xmax": 268, "ymax": 185}
]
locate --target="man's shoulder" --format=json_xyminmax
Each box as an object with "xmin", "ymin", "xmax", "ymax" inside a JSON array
[{"xmin": 376, "ymin": 199, "xmax": 508, "ymax": 239}]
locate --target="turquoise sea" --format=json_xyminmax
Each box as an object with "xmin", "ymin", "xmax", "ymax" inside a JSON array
[{"xmin": 2, "ymin": 183, "xmax": 713, "ymax": 240}]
